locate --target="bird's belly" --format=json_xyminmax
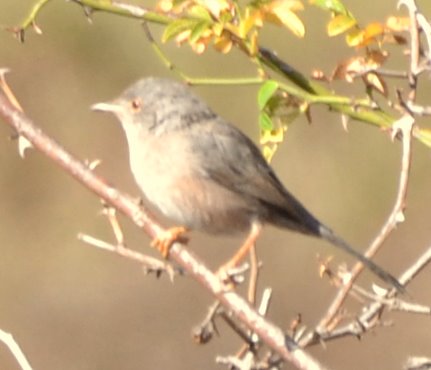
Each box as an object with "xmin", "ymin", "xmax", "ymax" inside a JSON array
[
  {"xmin": 127, "ymin": 133, "xmax": 254, "ymax": 234},
  {"xmin": 135, "ymin": 170, "xmax": 252, "ymax": 234}
]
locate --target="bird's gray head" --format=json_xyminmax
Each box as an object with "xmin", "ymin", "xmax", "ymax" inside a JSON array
[{"xmin": 92, "ymin": 77, "xmax": 216, "ymax": 135}]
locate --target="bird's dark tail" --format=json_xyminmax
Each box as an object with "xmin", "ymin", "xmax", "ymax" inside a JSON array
[{"xmin": 318, "ymin": 225, "xmax": 404, "ymax": 293}]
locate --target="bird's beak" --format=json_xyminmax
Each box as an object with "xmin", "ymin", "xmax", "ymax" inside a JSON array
[{"xmin": 91, "ymin": 101, "xmax": 123, "ymax": 114}]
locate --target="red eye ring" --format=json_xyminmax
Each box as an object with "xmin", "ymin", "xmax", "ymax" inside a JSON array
[{"xmin": 131, "ymin": 98, "xmax": 142, "ymax": 112}]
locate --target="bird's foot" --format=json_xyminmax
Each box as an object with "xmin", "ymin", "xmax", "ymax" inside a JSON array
[
  {"xmin": 215, "ymin": 262, "xmax": 249, "ymax": 290},
  {"xmin": 151, "ymin": 226, "xmax": 189, "ymax": 258},
  {"xmin": 215, "ymin": 266, "xmax": 236, "ymax": 291}
]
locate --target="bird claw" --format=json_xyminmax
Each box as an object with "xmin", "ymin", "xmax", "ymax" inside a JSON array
[
  {"xmin": 215, "ymin": 263, "xmax": 249, "ymax": 290},
  {"xmin": 215, "ymin": 267, "xmax": 236, "ymax": 291},
  {"xmin": 151, "ymin": 226, "xmax": 188, "ymax": 258}
]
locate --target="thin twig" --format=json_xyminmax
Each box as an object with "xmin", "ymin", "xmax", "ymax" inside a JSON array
[
  {"xmin": 102, "ymin": 204, "xmax": 126, "ymax": 245},
  {"xmin": 142, "ymin": 22, "xmax": 263, "ymax": 86},
  {"xmin": 375, "ymin": 69, "xmax": 409, "ymax": 79},
  {"xmin": 398, "ymin": 0, "xmax": 420, "ymax": 101},
  {"xmin": 192, "ymin": 301, "xmax": 221, "ymax": 344},
  {"xmin": 219, "ymin": 311, "xmax": 254, "ymax": 346},
  {"xmin": 404, "ymin": 102, "xmax": 431, "ymax": 116},
  {"xmin": 416, "ymin": 13, "xmax": 431, "ymax": 59},
  {"xmin": 0, "ymin": 329, "xmax": 33, "ymax": 370},
  {"xmin": 235, "ymin": 288, "xmax": 274, "ymax": 365},
  {"xmin": 253, "ymin": 288, "xmax": 273, "ymax": 343},
  {"xmin": 77, "ymin": 233, "xmax": 177, "ymax": 278},
  {"xmin": 301, "ymin": 243, "xmax": 431, "ymax": 347}
]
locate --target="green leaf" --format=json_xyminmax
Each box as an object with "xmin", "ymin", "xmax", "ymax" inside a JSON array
[
  {"xmin": 188, "ymin": 4, "xmax": 213, "ymax": 21},
  {"xmin": 189, "ymin": 20, "xmax": 211, "ymax": 44},
  {"xmin": 259, "ymin": 112, "xmax": 274, "ymax": 131},
  {"xmin": 310, "ymin": 0, "xmax": 349, "ymax": 15},
  {"xmin": 257, "ymin": 80, "xmax": 279, "ymax": 110},
  {"xmin": 162, "ymin": 19, "xmax": 198, "ymax": 43},
  {"xmin": 327, "ymin": 14, "xmax": 357, "ymax": 36}
]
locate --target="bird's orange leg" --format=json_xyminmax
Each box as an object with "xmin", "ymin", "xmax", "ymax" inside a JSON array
[
  {"xmin": 151, "ymin": 226, "xmax": 189, "ymax": 258},
  {"xmin": 217, "ymin": 222, "xmax": 262, "ymax": 282}
]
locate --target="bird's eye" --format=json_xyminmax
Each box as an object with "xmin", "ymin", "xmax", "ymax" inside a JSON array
[{"xmin": 130, "ymin": 98, "xmax": 142, "ymax": 112}]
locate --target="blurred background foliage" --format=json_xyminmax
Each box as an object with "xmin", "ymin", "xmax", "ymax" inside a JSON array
[{"xmin": 0, "ymin": 0, "xmax": 431, "ymax": 369}]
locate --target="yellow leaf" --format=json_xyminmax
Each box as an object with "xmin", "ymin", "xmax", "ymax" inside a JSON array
[
  {"xmin": 223, "ymin": 22, "xmax": 240, "ymax": 37},
  {"xmin": 260, "ymin": 127, "xmax": 285, "ymax": 145},
  {"xmin": 364, "ymin": 22, "xmax": 385, "ymax": 39},
  {"xmin": 262, "ymin": 145, "xmax": 277, "ymax": 162},
  {"xmin": 345, "ymin": 23, "xmax": 385, "ymax": 47},
  {"xmin": 327, "ymin": 14, "xmax": 357, "ymax": 37},
  {"xmin": 212, "ymin": 23, "xmax": 224, "ymax": 37},
  {"xmin": 270, "ymin": 3, "xmax": 305, "ymax": 37},
  {"xmin": 345, "ymin": 28, "xmax": 364, "ymax": 46},
  {"xmin": 248, "ymin": 29, "xmax": 259, "ymax": 56},
  {"xmin": 213, "ymin": 33, "xmax": 233, "ymax": 53},
  {"xmin": 239, "ymin": 8, "xmax": 263, "ymax": 38}
]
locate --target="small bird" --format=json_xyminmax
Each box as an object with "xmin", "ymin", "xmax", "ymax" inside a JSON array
[{"xmin": 92, "ymin": 77, "xmax": 402, "ymax": 291}]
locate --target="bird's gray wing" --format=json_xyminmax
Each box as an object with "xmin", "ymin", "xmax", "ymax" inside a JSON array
[
  {"xmin": 189, "ymin": 119, "xmax": 404, "ymax": 291},
  {"xmin": 189, "ymin": 119, "xmax": 322, "ymax": 235}
]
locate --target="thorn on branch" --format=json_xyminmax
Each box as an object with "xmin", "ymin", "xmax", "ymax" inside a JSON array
[
  {"xmin": 83, "ymin": 6, "xmax": 94, "ymax": 24},
  {"xmin": 223, "ymin": 263, "xmax": 250, "ymax": 286},
  {"xmin": 7, "ymin": 27, "xmax": 26, "ymax": 43},
  {"xmin": 0, "ymin": 69, "xmax": 33, "ymax": 157},
  {"xmin": 192, "ymin": 301, "xmax": 221, "ymax": 345},
  {"xmin": 31, "ymin": 21, "xmax": 43, "ymax": 35}
]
